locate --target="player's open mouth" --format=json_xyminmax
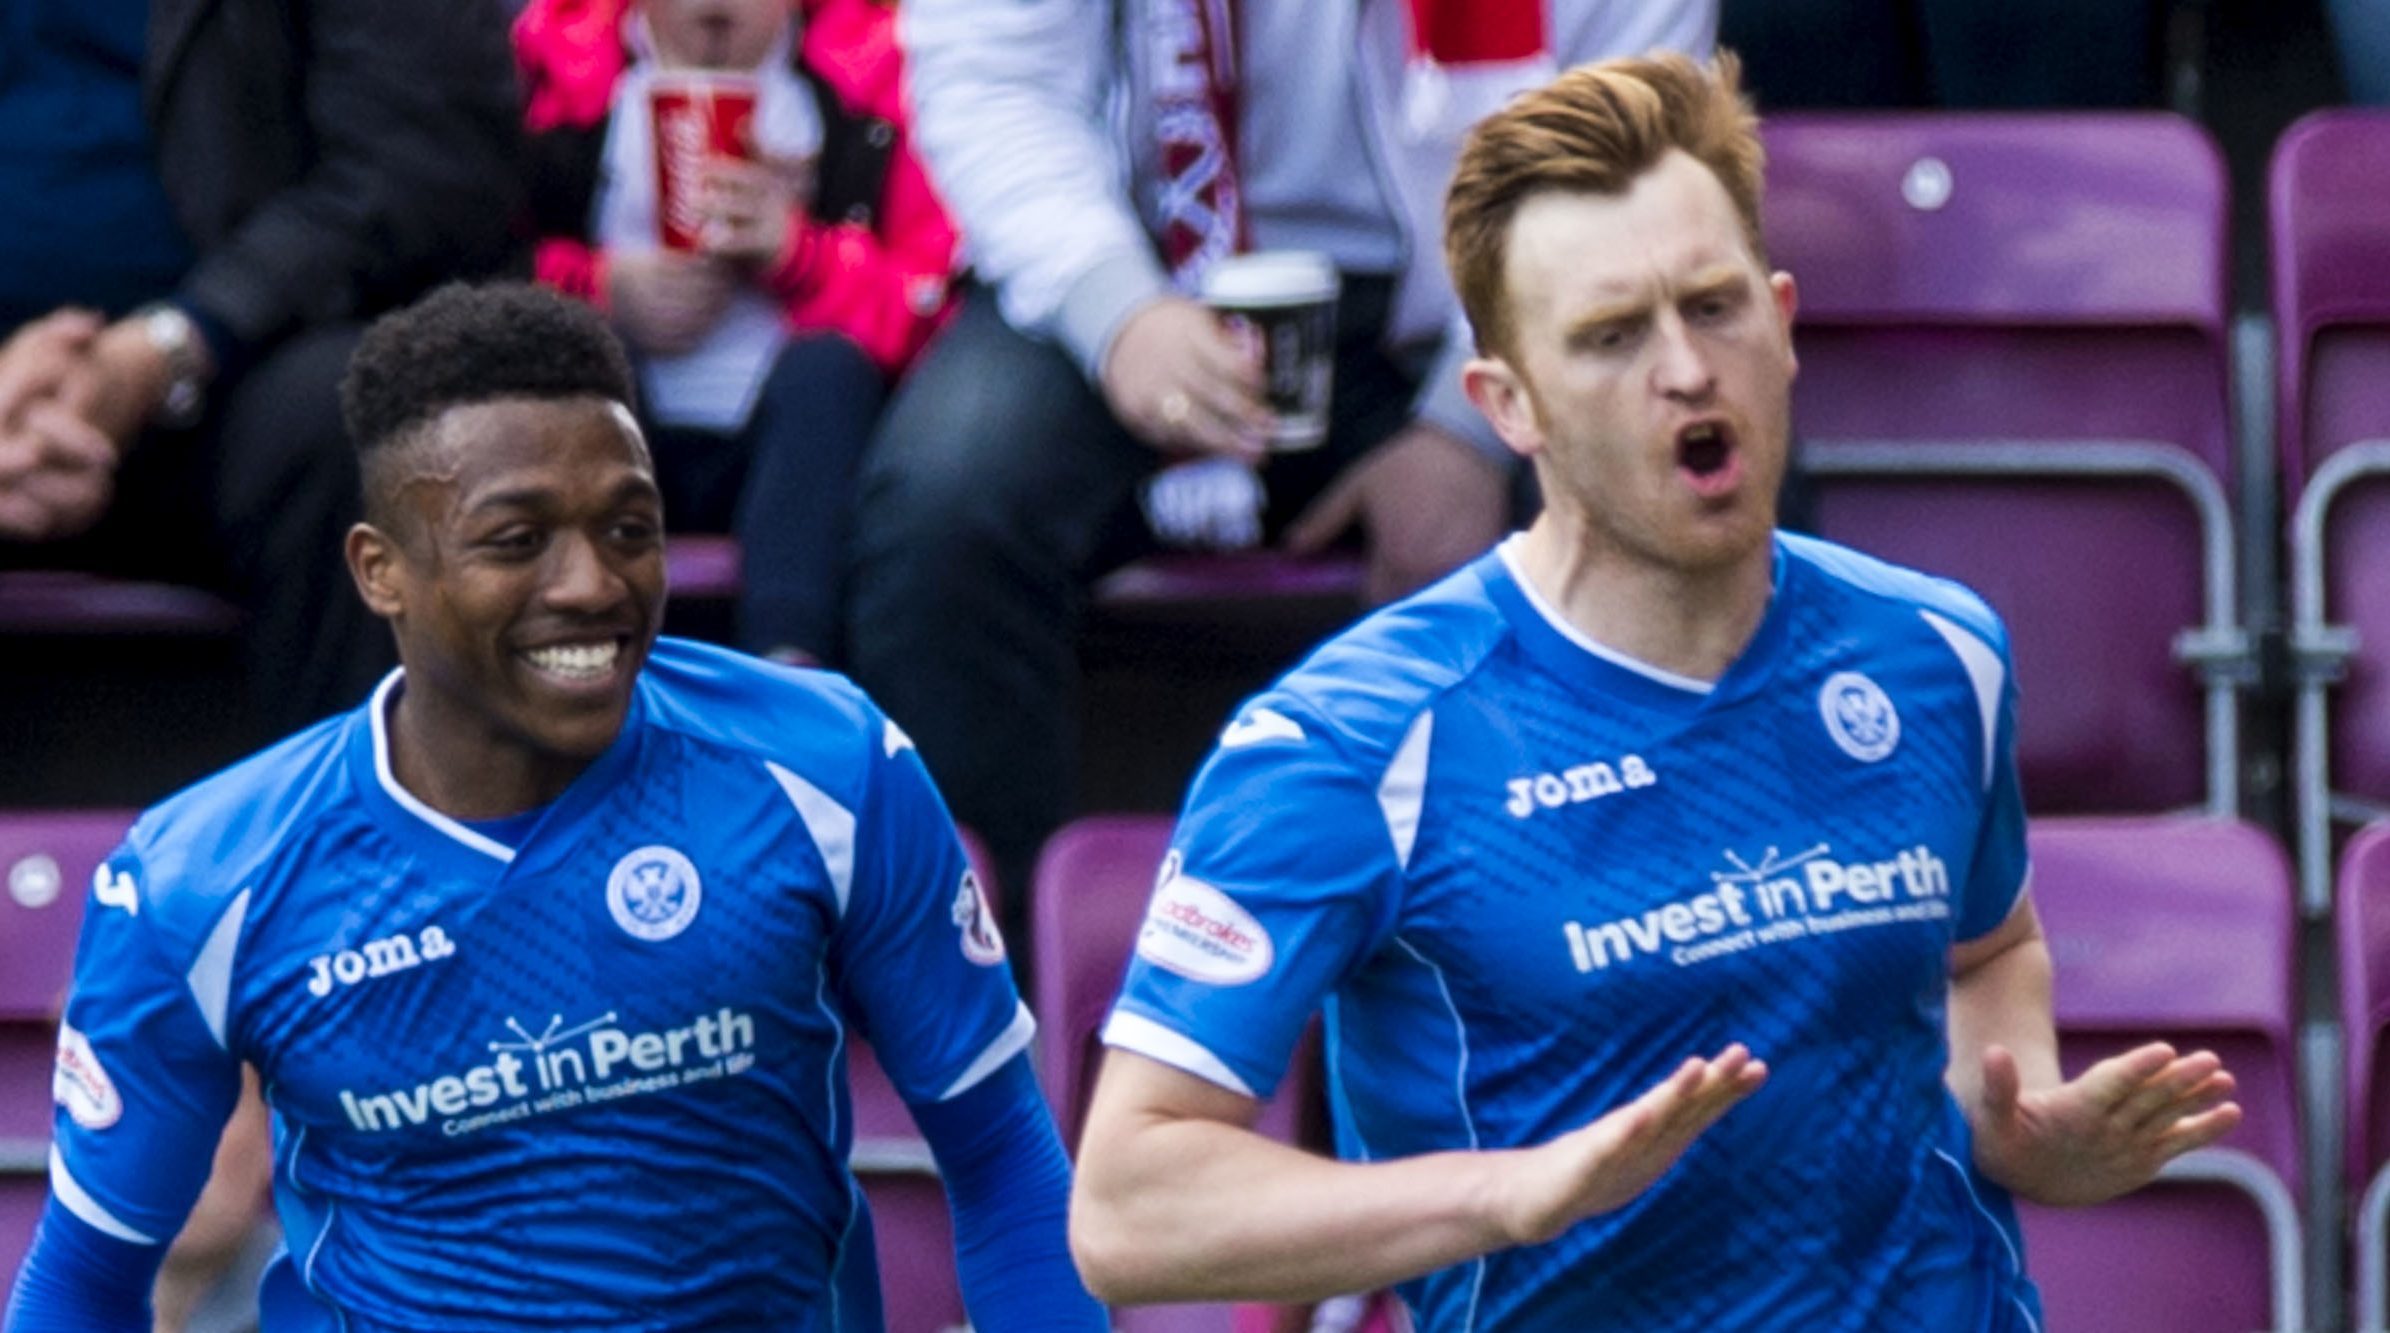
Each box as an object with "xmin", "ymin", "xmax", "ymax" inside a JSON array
[{"xmin": 1676, "ymin": 420, "xmax": 1742, "ymax": 497}]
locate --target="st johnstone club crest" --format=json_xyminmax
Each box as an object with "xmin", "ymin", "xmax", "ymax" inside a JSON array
[
  {"xmin": 1819, "ymin": 670, "xmax": 1900, "ymax": 763},
  {"xmin": 952, "ymin": 868, "xmax": 1006, "ymax": 966},
  {"xmin": 607, "ymin": 846, "xmax": 703, "ymax": 942}
]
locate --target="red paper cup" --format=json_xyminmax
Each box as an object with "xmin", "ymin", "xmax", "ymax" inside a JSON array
[{"xmin": 650, "ymin": 74, "xmax": 759, "ymax": 252}]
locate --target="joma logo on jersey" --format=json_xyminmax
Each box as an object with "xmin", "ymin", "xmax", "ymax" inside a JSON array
[
  {"xmin": 306, "ymin": 925, "xmax": 457, "ymax": 997},
  {"xmin": 1505, "ymin": 755, "xmax": 1658, "ymax": 818}
]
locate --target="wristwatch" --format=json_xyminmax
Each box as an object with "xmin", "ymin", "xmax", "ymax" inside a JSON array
[{"xmin": 135, "ymin": 303, "xmax": 212, "ymax": 429}]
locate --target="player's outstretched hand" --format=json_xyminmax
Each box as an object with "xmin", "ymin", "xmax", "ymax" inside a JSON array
[
  {"xmin": 1967, "ymin": 1041, "xmax": 2241, "ymax": 1207},
  {"xmin": 1491, "ymin": 1045, "xmax": 1767, "ymax": 1247}
]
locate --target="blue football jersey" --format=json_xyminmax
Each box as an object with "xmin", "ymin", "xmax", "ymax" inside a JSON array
[
  {"xmin": 1107, "ymin": 534, "xmax": 2043, "ymax": 1332},
  {"xmin": 46, "ymin": 638, "xmax": 1032, "ymax": 1331}
]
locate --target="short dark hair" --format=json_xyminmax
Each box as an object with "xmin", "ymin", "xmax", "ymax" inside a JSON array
[{"xmin": 341, "ymin": 281, "xmax": 637, "ymax": 456}]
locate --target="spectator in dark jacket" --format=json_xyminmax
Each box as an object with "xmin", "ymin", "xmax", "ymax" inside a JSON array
[{"xmin": 0, "ymin": 0, "xmax": 524, "ymax": 735}]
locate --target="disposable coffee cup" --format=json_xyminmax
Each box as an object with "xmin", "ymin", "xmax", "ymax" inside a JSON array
[
  {"xmin": 650, "ymin": 74, "xmax": 759, "ymax": 252},
  {"xmin": 1201, "ymin": 251, "xmax": 1339, "ymax": 451}
]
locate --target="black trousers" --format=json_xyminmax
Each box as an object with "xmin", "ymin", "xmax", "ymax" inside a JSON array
[
  {"xmin": 645, "ymin": 332, "xmax": 885, "ymax": 663},
  {"xmin": 2, "ymin": 323, "xmax": 392, "ymax": 743},
  {"xmin": 846, "ymin": 280, "xmax": 1415, "ymax": 933}
]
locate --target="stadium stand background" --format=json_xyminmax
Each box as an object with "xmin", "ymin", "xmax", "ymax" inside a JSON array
[{"xmin": 8, "ymin": 1, "xmax": 2390, "ymax": 1330}]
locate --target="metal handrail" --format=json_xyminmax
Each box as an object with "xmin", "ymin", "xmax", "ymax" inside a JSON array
[
  {"xmin": 2158, "ymin": 1146, "xmax": 2305, "ymax": 1333},
  {"xmin": 2288, "ymin": 442, "xmax": 2390, "ymax": 915},
  {"xmin": 851, "ymin": 1135, "xmax": 938, "ymax": 1177},
  {"xmin": 2357, "ymin": 1158, "xmax": 2390, "ymax": 1331},
  {"xmin": 1803, "ymin": 438, "xmax": 2246, "ymax": 817},
  {"xmin": 0, "ymin": 1135, "xmax": 44, "ymax": 1174}
]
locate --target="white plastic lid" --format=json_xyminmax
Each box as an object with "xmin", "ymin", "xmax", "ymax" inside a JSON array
[{"xmin": 1201, "ymin": 251, "xmax": 1340, "ymax": 307}]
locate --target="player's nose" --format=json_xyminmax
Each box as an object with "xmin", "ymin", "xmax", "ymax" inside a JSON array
[
  {"xmin": 540, "ymin": 530, "xmax": 630, "ymax": 613},
  {"xmin": 1651, "ymin": 317, "xmax": 1717, "ymax": 402}
]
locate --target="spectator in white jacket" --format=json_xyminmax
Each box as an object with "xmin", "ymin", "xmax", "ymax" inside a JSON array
[{"xmin": 848, "ymin": 0, "xmax": 1716, "ymax": 929}]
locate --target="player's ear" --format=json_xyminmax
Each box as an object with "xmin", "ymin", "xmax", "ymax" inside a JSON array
[
  {"xmin": 1463, "ymin": 355, "xmax": 1543, "ymax": 461},
  {"xmin": 1770, "ymin": 270, "xmax": 1800, "ymax": 379},
  {"xmin": 346, "ymin": 521, "xmax": 407, "ymax": 620}
]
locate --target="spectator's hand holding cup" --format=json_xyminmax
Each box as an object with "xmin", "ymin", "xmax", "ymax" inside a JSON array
[
  {"xmin": 1199, "ymin": 251, "xmax": 1339, "ymax": 451},
  {"xmin": 1105, "ymin": 252, "xmax": 1339, "ymax": 460},
  {"xmin": 695, "ymin": 153, "xmax": 813, "ymax": 271},
  {"xmin": 650, "ymin": 72, "xmax": 759, "ymax": 252},
  {"xmin": 1102, "ymin": 296, "xmax": 1271, "ymax": 461}
]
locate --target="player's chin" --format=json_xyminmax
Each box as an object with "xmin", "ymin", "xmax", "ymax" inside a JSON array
[
  {"xmin": 508, "ymin": 661, "xmax": 643, "ymax": 759},
  {"xmin": 1665, "ymin": 507, "xmax": 1776, "ymax": 570},
  {"xmin": 524, "ymin": 700, "xmax": 635, "ymax": 763}
]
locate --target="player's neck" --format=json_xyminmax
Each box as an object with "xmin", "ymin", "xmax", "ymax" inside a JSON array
[
  {"xmin": 385, "ymin": 685, "xmax": 593, "ymax": 821},
  {"xmin": 1512, "ymin": 517, "xmax": 1774, "ymax": 684}
]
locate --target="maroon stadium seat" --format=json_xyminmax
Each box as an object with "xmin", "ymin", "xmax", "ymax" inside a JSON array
[
  {"xmin": 2017, "ymin": 816, "xmax": 2300, "ymax": 1333},
  {"xmin": 844, "ymin": 827, "xmax": 1000, "ymax": 1333},
  {"xmin": 1093, "ymin": 552, "xmax": 1364, "ymax": 612},
  {"xmin": 662, "ymin": 534, "xmax": 743, "ymax": 604},
  {"xmin": 0, "ymin": 810, "xmax": 134, "ymax": 1279},
  {"xmin": 1032, "ymin": 815, "xmax": 1327, "ymax": 1332},
  {"xmin": 848, "ymin": 1034, "xmax": 963, "ymax": 1333},
  {"xmin": 2273, "ymin": 111, "xmax": 2390, "ymax": 916},
  {"xmin": 1764, "ymin": 112, "xmax": 2244, "ymax": 818},
  {"xmin": 0, "ymin": 571, "xmax": 239, "ymax": 637},
  {"xmin": 669, "ymin": 529, "xmax": 1365, "ymax": 616},
  {"xmin": 2335, "ymin": 823, "xmax": 2390, "ymax": 1328}
]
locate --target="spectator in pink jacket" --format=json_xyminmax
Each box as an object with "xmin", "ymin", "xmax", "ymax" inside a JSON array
[{"xmin": 516, "ymin": 0, "xmax": 957, "ymax": 664}]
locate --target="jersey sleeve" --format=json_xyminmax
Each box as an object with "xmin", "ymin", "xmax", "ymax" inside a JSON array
[
  {"xmin": 1956, "ymin": 633, "xmax": 2030, "ymax": 942},
  {"xmin": 45, "ymin": 843, "xmax": 244, "ymax": 1251},
  {"xmin": 831, "ymin": 716, "xmax": 1033, "ymax": 1105},
  {"xmin": 3, "ymin": 1199, "xmax": 164, "ymax": 1331},
  {"xmin": 1104, "ymin": 706, "xmax": 1404, "ymax": 1100},
  {"xmin": 910, "ymin": 1055, "xmax": 1107, "ymax": 1331}
]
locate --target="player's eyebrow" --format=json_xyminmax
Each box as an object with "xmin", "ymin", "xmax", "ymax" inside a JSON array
[
  {"xmin": 461, "ymin": 474, "xmax": 660, "ymax": 516},
  {"xmin": 610, "ymin": 474, "xmax": 665, "ymax": 508},
  {"xmin": 1562, "ymin": 296, "xmax": 1652, "ymax": 341},
  {"xmin": 1563, "ymin": 263, "xmax": 1755, "ymax": 341},
  {"xmin": 460, "ymin": 485, "xmax": 561, "ymax": 516},
  {"xmin": 1676, "ymin": 265, "xmax": 1752, "ymax": 303}
]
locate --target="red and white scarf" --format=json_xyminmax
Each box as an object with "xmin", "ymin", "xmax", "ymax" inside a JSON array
[
  {"xmin": 1152, "ymin": 0, "xmax": 1246, "ymax": 287},
  {"xmin": 1152, "ymin": 0, "xmax": 1551, "ymax": 289}
]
